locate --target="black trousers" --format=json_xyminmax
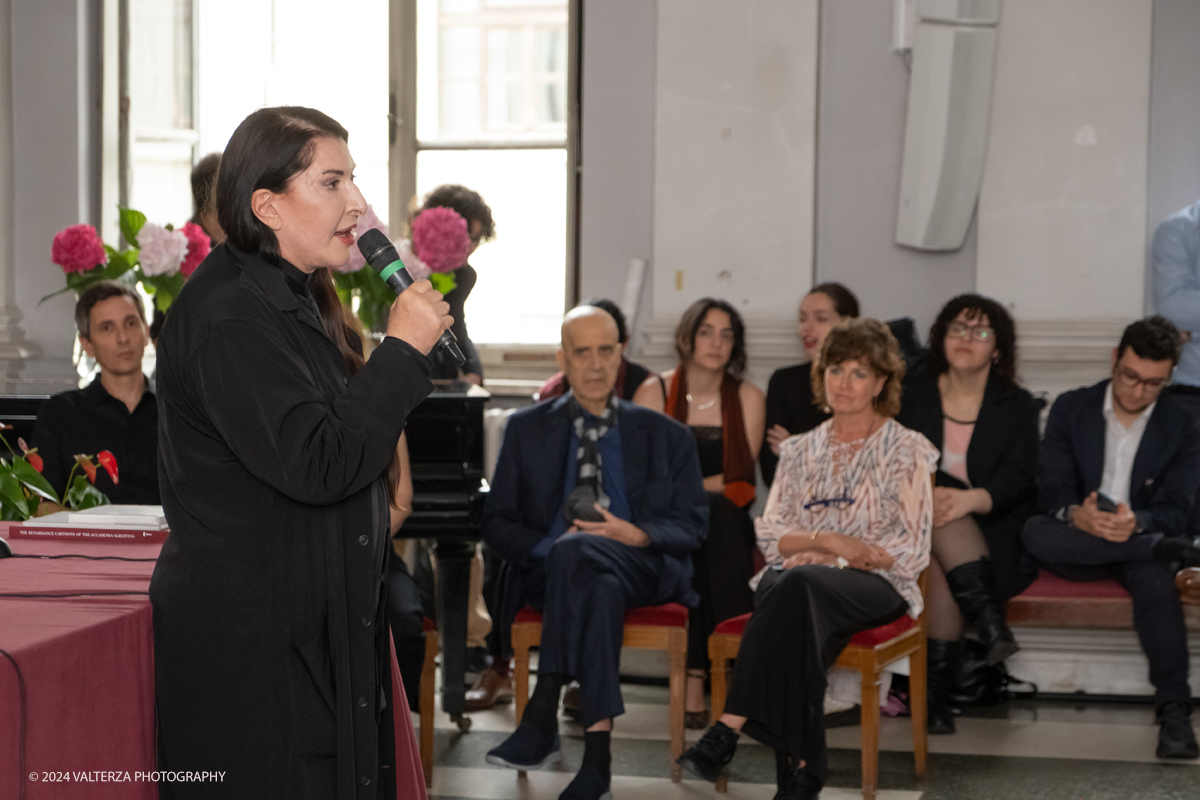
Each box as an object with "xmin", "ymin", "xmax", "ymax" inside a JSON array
[
  {"xmin": 687, "ymin": 494, "xmax": 756, "ymax": 669},
  {"xmin": 1022, "ymin": 514, "xmax": 1190, "ymax": 706},
  {"xmin": 522, "ymin": 533, "xmax": 671, "ymax": 727},
  {"xmin": 724, "ymin": 566, "xmax": 908, "ymax": 785},
  {"xmin": 1166, "ymin": 387, "xmax": 1200, "ymax": 538},
  {"xmin": 387, "ymin": 549, "xmax": 426, "ymax": 712}
]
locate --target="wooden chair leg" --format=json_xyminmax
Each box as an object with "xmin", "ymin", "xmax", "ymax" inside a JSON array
[
  {"xmin": 908, "ymin": 639, "xmax": 929, "ymax": 781},
  {"xmin": 668, "ymin": 629, "xmax": 686, "ymax": 782},
  {"xmin": 512, "ymin": 624, "xmax": 536, "ymax": 780},
  {"xmin": 420, "ymin": 630, "xmax": 438, "ymax": 788},
  {"xmin": 710, "ymin": 643, "xmax": 730, "ymax": 793},
  {"xmin": 859, "ymin": 667, "xmax": 881, "ymax": 800}
]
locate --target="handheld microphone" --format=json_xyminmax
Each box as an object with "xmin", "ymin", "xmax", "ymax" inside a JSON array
[{"xmin": 357, "ymin": 228, "xmax": 466, "ymax": 367}]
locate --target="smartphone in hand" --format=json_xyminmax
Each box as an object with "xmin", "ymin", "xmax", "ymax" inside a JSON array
[{"xmin": 1096, "ymin": 490, "xmax": 1120, "ymax": 514}]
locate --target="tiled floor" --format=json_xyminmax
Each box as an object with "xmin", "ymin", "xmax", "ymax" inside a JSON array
[{"xmin": 424, "ymin": 679, "xmax": 1199, "ymax": 800}]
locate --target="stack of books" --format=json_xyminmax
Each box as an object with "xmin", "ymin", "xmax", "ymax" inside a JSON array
[{"xmin": 4, "ymin": 505, "xmax": 169, "ymax": 544}]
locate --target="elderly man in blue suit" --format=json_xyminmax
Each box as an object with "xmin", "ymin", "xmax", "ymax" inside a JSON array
[
  {"xmin": 483, "ymin": 305, "xmax": 707, "ymax": 800},
  {"xmin": 1023, "ymin": 316, "xmax": 1200, "ymax": 759}
]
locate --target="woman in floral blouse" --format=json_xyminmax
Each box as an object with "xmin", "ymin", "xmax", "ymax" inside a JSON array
[{"xmin": 677, "ymin": 318, "xmax": 937, "ymax": 800}]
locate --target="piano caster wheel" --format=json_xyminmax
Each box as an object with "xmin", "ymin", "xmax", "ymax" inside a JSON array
[{"xmin": 452, "ymin": 714, "xmax": 472, "ymax": 733}]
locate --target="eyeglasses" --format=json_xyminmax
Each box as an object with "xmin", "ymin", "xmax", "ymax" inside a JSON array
[
  {"xmin": 1115, "ymin": 366, "xmax": 1169, "ymax": 391},
  {"xmin": 804, "ymin": 495, "xmax": 856, "ymax": 511},
  {"xmin": 946, "ymin": 322, "xmax": 994, "ymax": 342}
]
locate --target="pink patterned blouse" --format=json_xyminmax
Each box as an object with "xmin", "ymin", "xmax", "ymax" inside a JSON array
[{"xmin": 753, "ymin": 418, "xmax": 939, "ymax": 617}]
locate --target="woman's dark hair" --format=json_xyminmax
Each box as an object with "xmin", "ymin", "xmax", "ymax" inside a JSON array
[
  {"xmin": 808, "ymin": 282, "xmax": 860, "ymax": 319},
  {"xmin": 1118, "ymin": 315, "xmax": 1182, "ymax": 366},
  {"xmin": 216, "ymin": 107, "xmax": 403, "ymax": 502},
  {"xmin": 674, "ymin": 298, "xmax": 747, "ymax": 378},
  {"xmin": 926, "ymin": 293, "xmax": 1018, "ymax": 385},
  {"xmin": 190, "ymin": 152, "xmax": 222, "ymax": 221},
  {"xmin": 420, "ymin": 184, "xmax": 495, "ymax": 242},
  {"xmin": 583, "ymin": 297, "xmax": 628, "ymax": 344}
]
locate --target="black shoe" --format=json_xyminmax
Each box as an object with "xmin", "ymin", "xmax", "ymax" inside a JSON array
[
  {"xmin": 945, "ymin": 559, "xmax": 1019, "ymax": 666},
  {"xmin": 559, "ymin": 767, "xmax": 612, "ymax": 800},
  {"xmin": 485, "ymin": 722, "xmax": 563, "ymax": 770},
  {"xmin": 927, "ymin": 639, "xmax": 960, "ymax": 734},
  {"xmin": 1153, "ymin": 536, "xmax": 1200, "ymax": 569},
  {"xmin": 774, "ymin": 765, "xmax": 822, "ymax": 800},
  {"xmin": 1156, "ymin": 702, "xmax": 1199, "ymax": 759},
  {"xmin": 676, "ymin": 721, "xmax": 739, "ymax": 783}
]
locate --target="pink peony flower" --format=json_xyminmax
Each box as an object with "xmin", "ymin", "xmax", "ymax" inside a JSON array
[
  {"xmin": 51, "ymin": 224, "xmax": 107, "ymax": 274},
  {"xmin": 411, "ymin": 206, "xmax": 471, "ymax": 274},
  {"xmin": 138, "ymin": 222, "xmax": 189, "ymax": 276},
  {"xmin": 334, "ymin": 205, "xmax": 388, "ymax": 273},
  {"xmin": 179, "ymin": 222, "xmax": 211, "ymax": 276},
  {"xmin": 395, "ymin": 238, "xmax": 432, "ymax": 281}
]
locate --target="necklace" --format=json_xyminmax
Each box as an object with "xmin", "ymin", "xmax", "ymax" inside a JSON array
[
  {"xmin": 686, "ymin": 393, "xmax": 718, "ymax": 411},
  {"xmin": 828, "ymin": 417, "xmax": 881, "ymax": 475}
]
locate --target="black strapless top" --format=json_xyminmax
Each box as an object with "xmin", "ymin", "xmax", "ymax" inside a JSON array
[{"xmin": 691, "ymin": 425, "xmax": 723, "ymax": 478}]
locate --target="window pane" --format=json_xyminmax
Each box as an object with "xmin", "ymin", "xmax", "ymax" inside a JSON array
[
  {"xmin": 441, "ymin": 0, "xmax": 480, "ymax": 12},
  {"xmin": 487, "ymin": 29, "xmax": 524, "ymax": 128},
  {"xmin": 417, "ymin": 149, "xmax": 566, "ymax": 344},
  {"xmin": 131, "ymin": 0, "xmax": 193, "ymax": 131},
  {"xmin": 439, "ymin": 26, "xmax": 481, "ymax": 136}
]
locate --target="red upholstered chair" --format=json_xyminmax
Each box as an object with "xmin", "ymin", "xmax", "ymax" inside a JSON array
[
  {"xmin": 511, "ymin": 603, "xmax": 688, "ymax": 781},
  {"xmin": 419, "ymin": 617, "xmax": 438, "ymax": 788},
  {"xmin": 708, "ymin": 571, "xmax": 929, "ymax": 800}
]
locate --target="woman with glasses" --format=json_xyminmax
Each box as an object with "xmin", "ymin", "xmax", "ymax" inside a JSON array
[
  {"xmin": 633, "ymin": 297, "xmax": 765, "ymax": 728},
  {"xmin": 677, "ymin": 318, "xmax": 936, "ymax": 800},
  {"xmin": 895, "ymin": 294, "xmax": 1040, "ymax": 733}
]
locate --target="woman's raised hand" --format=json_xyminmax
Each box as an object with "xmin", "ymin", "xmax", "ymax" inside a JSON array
[{"xmin": 386, "ymin": 280, "xmax": 453, "ymax": 355}]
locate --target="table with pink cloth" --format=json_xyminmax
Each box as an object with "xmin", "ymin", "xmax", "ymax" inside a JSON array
[{"xmin": 0, "ymin": 530, "xmax": 426, "ymax": 800}]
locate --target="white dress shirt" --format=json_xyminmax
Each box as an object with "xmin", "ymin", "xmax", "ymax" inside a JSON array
[{"xmin": 1099, "ymin": 383, "xmax": 1155, "ymax": 506}]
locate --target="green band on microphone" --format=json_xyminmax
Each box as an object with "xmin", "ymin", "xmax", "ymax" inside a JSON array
[{"xmin": 379, "ymin": 259, "xmax": 405, "ymax": 284}]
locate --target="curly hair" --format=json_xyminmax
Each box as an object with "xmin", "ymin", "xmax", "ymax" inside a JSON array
[
  {"xmin": 812, "ymin": 318, "xmax": 905, "ymax": 417},
  {"xmin": 674, "ymin": 298, "xmax": 747, "ymax": 378},
  {"xmin": 926, "ymin": 293, "xmax": 1018, "ymax": 385},
  {"xmin": 1118, "ymin": 315, "xmax": 1182, "ymax": 366},
  {"xmin": 420, "ymin": 184, "xmax": 495, "ymax": 242}
]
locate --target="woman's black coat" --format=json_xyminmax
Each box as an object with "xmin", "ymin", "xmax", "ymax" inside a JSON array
[
  {"xmin": 150, "ymin": 243, "xmax": 433, "ymax": 799},
  {"xmin": 760, "ymin": 362, "xmax": 830, "ymax": 486},
  {"xmin": 896, "ymin": 370, "xmax": 1041, "ymax": 598}
]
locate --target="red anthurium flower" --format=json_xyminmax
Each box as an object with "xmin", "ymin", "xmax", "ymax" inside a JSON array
[
  {"xmin": 17, "ymin": 437, "xmax": 28, "ymax": 453},
  {"xmin": 74, "ymin": 454, "xmax": 97, "ymax": 484},
  {"xmin": 97, "ymin": 451, "xmax": 119, "ymax": 485},
  {"xmin": 28, "ymin": 452, "xmax": 43, "ymax": 473}
]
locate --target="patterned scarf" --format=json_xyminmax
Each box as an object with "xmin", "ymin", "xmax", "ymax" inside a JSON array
[{"xmin": 564, "ymin": 392, "xmax": 619, "ymax": 524}]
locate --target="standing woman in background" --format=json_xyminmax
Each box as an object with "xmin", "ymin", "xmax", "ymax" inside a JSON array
[
  {"xmin": 760, "ymin": 283, "xmax": 860, "ymax": 486},
  {"xmin": 896, "ymin": 294, "xmax": 1040, "ymax": 734},
  {"xmin": 633, "ymin": 298, "xmax": 765, "ymax": 727},
  {"xmin": 151, "ymin": 106, "xmax": 451, "ymax": 799}
]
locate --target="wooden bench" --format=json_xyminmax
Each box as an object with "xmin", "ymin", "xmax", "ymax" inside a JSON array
[{"xmin": 1006, "ymin": 569, "xmax": 1200, "ymax": 630}]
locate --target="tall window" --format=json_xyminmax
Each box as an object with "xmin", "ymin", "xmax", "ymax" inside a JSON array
[{"xmin": 413, "ymin": 0, "xmax": 571, "ymax": 344}]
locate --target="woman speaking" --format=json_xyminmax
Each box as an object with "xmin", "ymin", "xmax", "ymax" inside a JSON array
[{"xmin": 150, "ymin": 107, "xmax": 450, "ymax": 799}]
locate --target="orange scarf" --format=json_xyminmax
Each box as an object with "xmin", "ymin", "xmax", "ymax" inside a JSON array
[{"xmin": 666, "ymin": 368, "xmax": 756, "ymax": 507}]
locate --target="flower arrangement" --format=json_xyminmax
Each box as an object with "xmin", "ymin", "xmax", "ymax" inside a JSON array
[
  {"xmin": 44, "ymin": 208, "xmax": 211, "ymax": 311},
  {"xmin": 331, "ymin": 206, "xmax": 401, "ymax": 332},
  {"xmin": 409, "ymin": 206, "xmax": 471, "ymax": 294},
  {"xmin": 0, "ymin": 423, "xmax": 116, "ymax": 520}
]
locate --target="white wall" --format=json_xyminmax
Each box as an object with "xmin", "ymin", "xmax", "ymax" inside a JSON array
[
  {"xmin": 10, "ymin": 0, "xmax": 100, "ymax": 360},
  {"xmin": 976, "ymin": 0, "xmax": 1153, "ymax": 322},
  {"xmin": 651, "ymin": 0, "xmax": 818, "ymax": 323}
]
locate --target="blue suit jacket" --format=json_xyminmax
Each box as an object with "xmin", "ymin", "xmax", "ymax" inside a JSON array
[
  {"xmin": 1039, "ymin": 379, "xmax": 1200, "ymax": 537},
  {"xmin": 482, "ymin": 395, "xmax": 709, "ymax": 604}
]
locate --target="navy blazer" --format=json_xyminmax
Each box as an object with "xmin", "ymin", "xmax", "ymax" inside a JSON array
[
  {"xmin": 482, "ymin": 395, "xmax": 709, "ymax": 603},
  {"xmin": 1039, "ymin": 379, "xmax": 1200, "ymax": 537}
]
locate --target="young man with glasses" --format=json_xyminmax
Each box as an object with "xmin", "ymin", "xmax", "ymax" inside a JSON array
[{"xmin": 1022, "ymin": 315, "xmax": 1200, "ymax": 758}]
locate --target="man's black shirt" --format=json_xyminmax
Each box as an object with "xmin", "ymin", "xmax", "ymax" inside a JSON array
[{"xmin": 31, "ymin": 378, "xmax": 160, "ymax": 505}]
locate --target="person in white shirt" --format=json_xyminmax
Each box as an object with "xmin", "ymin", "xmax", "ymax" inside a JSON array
[{"xmin": 1023, "ymin": 315, "xmax": 1200, "ymax": 759}]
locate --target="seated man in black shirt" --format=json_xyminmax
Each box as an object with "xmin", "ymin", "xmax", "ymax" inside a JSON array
[{"xmin": 32, "ymin": 281, "xmax": 159, "ymax": 505}]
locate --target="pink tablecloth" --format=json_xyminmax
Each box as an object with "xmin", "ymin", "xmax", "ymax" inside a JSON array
[{"xmin": 0, "ymin": 533, "xmax": 426, "ymax": 800}]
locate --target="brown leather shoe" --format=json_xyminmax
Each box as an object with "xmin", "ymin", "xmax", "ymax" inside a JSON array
[
  {"xmin": 465, "ymin": 666, "xmax": 514, "ymax": 711},
  {"xmin": 1176, "ymin": 567, "xmax": 1200, "ymax": 606}
]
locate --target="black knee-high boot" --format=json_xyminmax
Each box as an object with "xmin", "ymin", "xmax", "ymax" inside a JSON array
[
  {"xmin": 927, "ymin": 639, "xmax": 960, "ymax": 734},
  {"xmin": 944, "ymin": 559, "xmax": 1018, "ymax": 666}
]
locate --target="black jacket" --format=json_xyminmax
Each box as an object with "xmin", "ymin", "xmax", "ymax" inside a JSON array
[
  {"xmin": 760, "ymin": 362, "xmax": 830, "ymax": 486},
  {"xmin": 1039, "ymin": 379, "xmax": 1200, "ymax": 538},
  {"xmin": 897, "ymin": 371, "xmax": 1041, "ymax": 597},
  {"xmin": 150, "ymin": 243, "xmax": 433, "ymax": 799},
  {"xmin": 482, "ymin": 395, "xmax": 708, "ymax": 604}
]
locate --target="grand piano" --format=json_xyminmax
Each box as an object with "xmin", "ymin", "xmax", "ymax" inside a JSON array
[{"xmin": 0, "ymin": 367, "xmax": 491, "ymax": 730}]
